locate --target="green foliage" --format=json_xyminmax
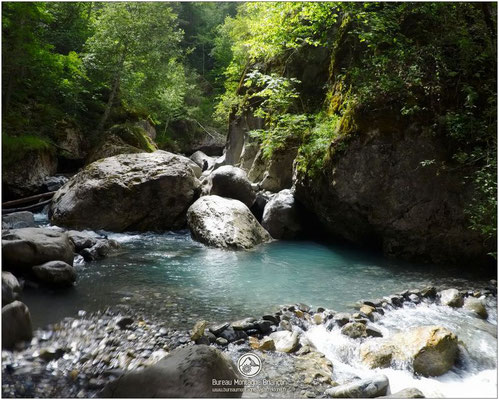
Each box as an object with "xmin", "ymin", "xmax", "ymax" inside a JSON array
[
  {"xmin": 108, "ymin": 124, "xmax": 156, "ymax": 153},
  {"xmin": 2, "ymin": 134, "xmax": 53, "ymax": 166}
]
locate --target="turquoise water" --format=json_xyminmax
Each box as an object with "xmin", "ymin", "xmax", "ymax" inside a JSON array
[{"xmin": 23, "ymin": 230, "xmax": 493, "ymax": 329}]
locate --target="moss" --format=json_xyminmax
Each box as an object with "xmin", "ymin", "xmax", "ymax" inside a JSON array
[
  {"xmin": 108, "ymin": 123, "xmax": 157, "ymax": 152},
  {"xmin": 2, "ymin": 134, "xmax": 54, "ymax": 167}
]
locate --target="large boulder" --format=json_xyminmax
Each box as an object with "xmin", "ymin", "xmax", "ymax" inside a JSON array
[
  {"xmin": 2, "ymin": 228, "xmax": 74, "ymax": 271},
  {"xmin": 2, "ymin": 301, "xmax": 33, "ymax": 349},
  {"xmin": 2, "ymin": 212, "xmax": 35, "ymax": 229},
  {"xmin": 32, "ymin": 261, "xmax": 77, "ymax": 287},
  {"xmin": 100, "ymin": 345, "xmax": 243, "ymax": 398},
  {"xmin": 2, "ymin": 272, "xmax": 21, "ymax": 305},
  {"xmin": 325, "ymin": 375, "xmax": 389, "ymax": 398},
  {"xmin": 50, "ymin": 151, "xmax": 200, "ymax": 232},
  {"xmin": 202, "ymin": 166, "xmax": 256, "ymax": 208},
  {"xmin": 261, "ymin": 189, "xmax": 302, "ymax": 239},
  {"xmin": 187, "ymin": 196, "xmax": 271, "ymax": 250},
  {"xmin": 360, "ymin": 326, "xmax": 458, "ymax": 377}
]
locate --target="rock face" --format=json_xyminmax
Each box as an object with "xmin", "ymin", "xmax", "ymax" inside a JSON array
[
  {"xmin": 295, "ymin": 125, "xmax": 493, "ymax": 265},
  {"xmin": 325, "ymin": 375, "xmax": 389, "ymax": 398},
  {"xmin": 2, "ymin": 212, "xmax": 35, "ymax": 229},
  {"xmin": 2, "ymin": 228, "xmax": 74, "ymax": 271},
  {"xmin": 2, "ymin": 149, "xmax": 57, "ymax": 199},
  {"xmin": 261, "ymin": 189, "xmax": 302, "ymax": 239},
  {"xmin": 2, "ymin": 272, "xmax": 21, "ymax": 305},
  {"xmin": 50, "ymin": 151, "xmax": 200, "ymax": 232},
  {"xmin": 187, "ymin": 196, "xmax": 271, "ymax": 250},
  {"xmin": 2, "ymin": 301, "xmax": 33, "ymax": 349},
  {"xmin": 100, "ymin": 345, "xmax": 243, "ymax": 398},
  {"xmin": 360, "ymin": 326, "xmax": 458, "ymax": 377},
  {"xmin": 202, "ymin": 166, "xmax": 256, "ymax": 208},
  {"xmin": 32, "ymin": 261, "xmax": 77, "ymax": 287}
]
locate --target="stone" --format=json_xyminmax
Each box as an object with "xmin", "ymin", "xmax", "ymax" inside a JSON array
[
  {"xmin": 269, "ymin": 331, "xmax": 299, "ymax": 353},
  {"xmin": 100, "ymin": 345, "xmax": 243, "ymax": 397},
  {"xmin": 296, "ymin": 351, "xmax": 333, "ymax": 385},
  {"xmin": 2, "ymin": 212, "xmax": 35, "ymax": 229},
  {"xmin": 209, "ymin": 322, "xmax": 230, "ymax": 335},
  {"xmin": 190, "ymin": 151, "xmax": 215, "ymax": 171},
  {"xmin": 202, "ymin": 165, "xmax": 256, "ymax": 208},
  {"xmin": 216, "ymin": 337, "xmax": 228, "ymax": 346},
  {"xmin": 249, "ymin": 190, "xmax": 274, "ymax": 222},
  {"xmin": 360, "ymin": 342, "xmax": 394, "ymax": 369},
  {"xmin": 333, "ymin": 313, "xmax": 351, "ymax": 327},
  {"xmin": 359, "ymin": 305, "xmax": 376, "ymax": 320},
  {"xmin": 365, "ymin": 326, "xmax": 383, "ymax": 338},
  {"xmin": 2, "ymin": 228, "xmax": 74, "ymax": 270},
  {"xmin": 116, "ymin": 317, "xmax": 134, "ymax": 330},
  {"xmin": 249, "ymin": 336, "xmax": 275, "ymax": 352},
  {"xmin": 463, "ymin": 297, "xmax": 488, "ymax": 319},
  {"xmin": 231, "ymin": 317, "xmax": 256, "ymax": 331},
  {"xmin": 2, "ymin": 272, "xmax": 21, "ymax": 305},
  {"xmin": 341, "ymin": 322, "xmax": 367, "ymax": 339},
  {"xmin": 408, "ymin": 294, "xmax": 420, "ymax": 303},
  {"xmin": 255, "ymin": 320, "xmax": 272, "ymax": 334},
  {"xmin": 313, "ymin": 313, "xmax": 324, "ymax": 325},
  {"xmin": 379, "ymin": 388, "xmax": 425, "ymax": 398},
  {"xmin": 32, "ymin": 261, "xmax": 77, "ymax": 287},
  {"xmin": 439, "ymin": 289, "xmax": 464, "ymax": 308},
  {"xmin": 43, "ymin": 175, "xmax": 69, "ymax": 192},
  {"xmin": 261, "ymin": 189, "xmax": 302, "ymax": 239},
  {"xmin": 187, "ymin": 196, "xmax": 272, "ymax": 250},
  {"xmin": 420, "ymin": 286, "xmax": 437, "ymax": 298},
  {"xmin": 324, "ymin": 375, "xmax": 389, "ymax": 398},
  {"xmin": 38, "ymin": 347, "xmax": 66, "ymax": 362},
  {"xmin": 2, "ymin": 301, "xmax": 33, "ymax": 349},
  {"xmin": 191, "ymin": 320, "xmax": 207, "ymax": 341},
  {"xmin": 67, "ymin": 231, "xmax": 98, "ymax": 252},
  {"xmin": 262, "ymin": 315, "xmax": 279, "ymax": 325},
  {"xmin": 218, "ymin": 327, "xmax": 247, "ymax": 343},
  {"xmin": 50, "ymin": 151, "xmax": 199, "ymax": 232}
]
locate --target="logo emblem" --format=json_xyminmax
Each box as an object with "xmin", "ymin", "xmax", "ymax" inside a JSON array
[{"xmin": 237, "ymin": 352, "xmax": 262, "ymax": 378}]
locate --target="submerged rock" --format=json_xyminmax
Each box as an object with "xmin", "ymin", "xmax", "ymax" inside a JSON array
[
  {"xmin": 2, "ymin": 301, "xmax": 33, "ymax": 349},
  {"xmin": 324, "ymin": 375, "xmax": 389, "ymax": 398},
  {"xmin": 50, "ymin": 151, "xmax": 200, "ymax": 232},
  {"xmin": 32, "ymin": 260, "xmax": 77, "ymax": 287},
  {"xmin": 261, "ymin": 189, "xmax": 302, "ymax": 239},
  {"xmin": 187, "ymin": 196, "xmax": 271, "ymax": 250},
  {"xmin": 2, "ymin": 228, "xmax": 74, "ymax": 271},
  {"xmin": 100, "ymin": 345, "xmax": 243, "ymax": 398},
  {"xmin": 2, "ymin": 212, "xmax": 35, "ymax": 229},
  {"xmin": 202, "ymin": 165, "xmax": 256, "ymax": 208},
  {"xmin": 2, "ymin": 271, "xmax": 22, "ymax": 305}
]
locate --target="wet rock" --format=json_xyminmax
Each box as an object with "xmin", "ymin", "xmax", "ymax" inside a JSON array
[
  {"xmin": 255, "ymin": 320, "xmax": 273, "ymax": 334},
  {"xmin": 2, "ymin": 228, "xmax": 74, "ymax": 271},
  {"xmin": 359, "ymin": 342, "xmax": 394, "ymax": 369},
  {"xmin": 38, "ymin": 347, "xmax": 66, "ymax": 362},
  {"xmin": 205, "ymin": 331, "xmax": 217, "ymax": 344},
  {"xmin": 341, "ymin": 322, "xmax": 367, "ymax": 339},
  {"xmin": 43, "ymin": 175, "xmax": 69, "ymax": 192},
  {"xmin": 261, "ymin": 189, "xmax": 302, "ymax": 239},
  {"xmin": 249, "ymin": 336, "xmax": 275, "ymax": 352},
  {"xmin": 202, "ymin": 165, "xmax": 256, "ymax": 208},
  {"xmin": 365, "ymin": 326, "xmax": 383, "ymax": 338},
  {"xmin": 2, "ymin": 271, "xmax": 21, "ymax": 305},
  {"xmin": 216, "ymin": 337, "xmax": 228, "ymax": 346},
  {"xmin": 2, "ymin": 212, "xmax": 35, "ymax": 229},
  {"xmin": 359, "ymin": 305, "xmax": 376, "ymax": 320},
  {"xmin": 296, "ymin": 351, "xmax": 334, "ymax": 385},
  {"xmin": 191, "ymin": 320, "xmax": 207, "ymax": 341},
  {"xmin": 380, "ymin": 388, "xmax": 425, "ymax": 398},
  {"xmin": 100, "ymin": 345, "xmax": 243, "ymax": 397},
  {"xmin": 249, "ymin": 190, "xmax": 273, "ymax": 222},
  {"xmin": 313, "ymin": 313, "xmax": 324, "ymax": 325},
  {"xmin": 209, "ymin": 322, "xmax": 230, "ymax": 335},
  {"xmin": 333, "ymin": 313, "xmax": 351, "ymax": 327},
  {"xmin": 67, "ymin": 231, "xmax": 98, "ymax": 252},
  {"xmin": 231, "ymin": 317, "xmax": 256, "ymax": 331},
  {"xmin": 2, "ymin": 301, "xmax": 33, "ymax": 349},
  {"xmin": 420, "ymin": 286, "xmax": 437, "ymax": 298},
  {"xmin": 408, "ymin": 294, "xmax": 420, "ymax": 303},
  {"xmin": 50, "ymin": 151, "xmax": 199, "ymax": 232},
  {"xmin": 269, "ymin": 331, "xmax": 299, "ymax": 353},
  {"xmin": 116, "ymin": 317, "xmax": 134, "ymax": 330},
  {"xmin": 187, "ymin": 196, "xmax": 271, "ymax": 250},
  {"xmin": 324, "ymin": 375, "xmax": 389, "ymax": 398},
  {"xmin": 32, "ymin": 261, "xmax": 76, "ymax": 287},
  {"xmin": 218, "ymin": 327, "xmax": 247, "ymax": 343},
  {"xmin": 439, "ymin": 288, "xmax": 463, "ymax": 308},
  {"xmin": 262, "ymin": 314, "xmax": 279, "ymax": 325},
  {"xmin": 463, "ymin": 297, "xmax": 488, "ymax": 319}
]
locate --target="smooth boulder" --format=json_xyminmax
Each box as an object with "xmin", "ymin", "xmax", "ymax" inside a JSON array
[
  {"xmin": 325, "ymin": 375, "xmax": 389, "ymax": 398},
  {"xmin": 50, "ymin": 151, "xmax": 200, "ymax": 231},
  {"xmin": 100, "ymin": 345, "xmax": 243, "ymax": 398},
  {"xmin": 439, "ymin": 289, "xmax": 463, "ymax": 308},
  {"xmin": 2, "ymin": 272, "xmax": 21, "ymax": 305},
  {"xmin": 32, "ymin": 261, "xmax": 77, "ymax": 287},
  {"xmin": 203, "ymin": 166, "xmax": 256, "ymax": 208},
  {"xmin": 187, "ymin": 196, "xmax": 271, "ymax": 250},
  {"xmin": 261, "ymin": 189, "xmax": 302, "ymax": 239},
  {"xmin": 2, "ymin": 301, "xmax": 33, "ymax": 349},
  {"xmin": 2, "ymin": 212, "xmax": 35, "ymax": 229},
  {"xmin": 2, "ymin": 228, "xmax": 74, "ymax": 270}
]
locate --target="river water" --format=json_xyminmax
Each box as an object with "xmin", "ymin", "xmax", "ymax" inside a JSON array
[{"xmin": 22, "ymin": 213, "xmax": 497, "ymax": 398}]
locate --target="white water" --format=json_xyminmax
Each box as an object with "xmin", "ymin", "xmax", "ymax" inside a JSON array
[{"xmin": 304, "ymin": 300, "xmax": 498, "ymax": 398}]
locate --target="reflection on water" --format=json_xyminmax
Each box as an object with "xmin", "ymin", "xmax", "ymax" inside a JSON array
[{"xmin": 22, "ymin": 229, "xmax": 494, "ymax": 329}]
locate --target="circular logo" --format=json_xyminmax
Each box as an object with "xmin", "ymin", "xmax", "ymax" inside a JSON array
[{"xmin": 237, "ymin": 352, "xmax": 262, "ymax": 378}]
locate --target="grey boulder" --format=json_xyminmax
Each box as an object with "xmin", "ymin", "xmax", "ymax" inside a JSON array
[
  {"xmin": 2, "ymin": 212, "xmax": 35, "ymax": 229},
  {"xmin": 202, "ymin": 165, "xmax": 256, "ymax": 208},
  {"xmin": 100, "ymin": 345, "xmax": 243, "ymax": 398},
  {"xmin": 2, "ymin": 301, "xmax": 33, "ymax": 349},
  {"xmin": 325, "ymin": 375, "xmax": 389, "ymax": 398},
  {"xmin": 50, "ymin": 151, "xmax": 200, "ymax": 232},
  {"xmin": 32, "ymin": 261, "xmax": 77, "ymax": 287},
  {"xmin": 2, "ymin": 228, "xmax": 74, "ymax": 271},
  {"xmin": 2, "ymin": 272, "xmax": 22, "ymax": 305},
  {"xmin": 187, "ymin": 196, "xmax": 271, "ymax": 250},
  {"xmin": 261, "ymin": 189, "xmax": 302, "ymax": 239}
]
